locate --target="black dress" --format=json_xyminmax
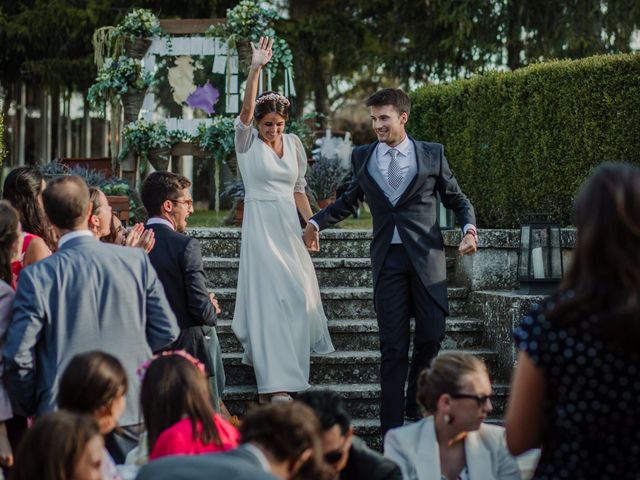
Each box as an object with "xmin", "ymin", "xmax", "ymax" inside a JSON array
[{"xmin": 514, "ymin": 293, "xmax": 640, "ymax": 480}]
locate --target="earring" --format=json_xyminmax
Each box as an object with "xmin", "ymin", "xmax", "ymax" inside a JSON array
[{"xmin": 444, "ymin": 414, "xmax": 454, "ymax": 425}]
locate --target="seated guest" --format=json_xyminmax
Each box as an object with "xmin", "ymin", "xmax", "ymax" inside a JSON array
[
  {"xmin": 0, "ymin": 201, "xmax": 20, "ymax": 472},
  {"xmin": 506, "ymin": 162, "xmax": 640, "ymax": 478},
  {"xmin": 384, "ymin": 352, "xmax": 521, "ymax": 480},
  {"xmin": 298, "ymin": 389, "xmax": 401, "ymax": 480},
  {"xmin": 139, "ymin": 351, "xmax": 239, "ymax": 461},
  {"xmin": 11, "ymin": 411, "xmax": 104, "ymax": 480},
  {"xmin": 136, "ymin": 402, "xmax": 329, "ymax": 480},
  {"xmin": 2, "ymin": 166, "xmax": 52, "ymax": 287},
  {"xmin": 4, "ymin": 175, "xmax": 179, "ymax": 463},
  {"xmin": 58, "ymin": 351, "xmax": 129, "ymax": 480}
]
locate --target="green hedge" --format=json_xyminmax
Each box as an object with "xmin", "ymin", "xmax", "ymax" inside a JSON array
[
  {"xmin": 408, "ymin": 53, "xmax": 640, "ymax": 228},
  {"xmin": 0, "ymin": 113, "xmax": 5, "ymax": 166}
]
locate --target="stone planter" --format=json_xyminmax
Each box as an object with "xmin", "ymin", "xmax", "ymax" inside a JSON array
[
  {"xmin": 148, "ymin": 147, "xmax": 171, "ymax": 171},
  {"xmin": 124, "ymin": 37, "xmax": 152, "ymax": 60},
  {"xmin": 106, "ymin": 195, "xmax": 130, "ymax": 224}
]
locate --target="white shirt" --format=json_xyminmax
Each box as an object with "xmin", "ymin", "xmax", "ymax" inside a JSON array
[
  {"xmin": 57, "ymin": 229, "xmax": 95, "ymax": 249},
  {"xmin": 146, "ymin": 217, "xmax": 175, "ymax": 231}
]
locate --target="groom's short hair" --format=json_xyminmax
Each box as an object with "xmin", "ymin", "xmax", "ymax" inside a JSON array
[
  {"xmin": 141, "ymin": 171, "xmax": 191, "ymax": 217},
  {"xmin": 366, "ymin": 88, "xmax": 411, "ymax": 115}
]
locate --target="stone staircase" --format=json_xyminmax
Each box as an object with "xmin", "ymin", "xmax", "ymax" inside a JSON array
[{"xmin": 191, "ymin": 228, "xmax": 509, "ymax": 448}]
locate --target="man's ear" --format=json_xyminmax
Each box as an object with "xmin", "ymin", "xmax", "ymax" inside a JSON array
[
  {"xmin": 289, "ymin": 448, "xmax": 313, "ymax": 477},
  {"xmin": 400, "ymin": 111, "xmax": 409, "ymax": 125},
  {"xmin": 161, "ymin": 199, "xmax": 174, "ymax": 214}
]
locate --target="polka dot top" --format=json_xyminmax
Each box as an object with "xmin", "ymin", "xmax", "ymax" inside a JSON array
[{"xmin": 514, "ymin": 294, "xmax": 640, "ymax": 480}]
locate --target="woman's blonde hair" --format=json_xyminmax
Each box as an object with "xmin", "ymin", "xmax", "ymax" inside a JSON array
[{"xmin": 416, "ymin": 351, "xmax": 487, "ymax": 414}]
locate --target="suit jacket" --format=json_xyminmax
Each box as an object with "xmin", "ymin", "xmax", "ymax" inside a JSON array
[
  {"xmin": 146, "ymin": 223, "xmax": 217, "ymax": 375},
  {"xmin": 312, "ymin": 138, "xmax": 475, "ymax": 312},
  {"xmin": 3, "ymin": 235, "xmax": 179, "ymax": 426},
  {"xmin": 341, "ymin": 435, "xmax": 402, "ymax": 480},
  {"xmin": 135, "ymin": 444, "xmax": 277, "ymax": 480},
  {"xmin": 384, "ymin": 417, "xmax": 521, "ymax": 480}
]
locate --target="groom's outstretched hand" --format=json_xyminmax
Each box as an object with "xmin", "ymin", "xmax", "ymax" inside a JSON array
[
  {"xmin": 458, "ymin": 232, "xmax": 477, "ymax": 256},
  {"xmin": 303, "ymin": 223, "xmax": 320, "ymax": 252}
]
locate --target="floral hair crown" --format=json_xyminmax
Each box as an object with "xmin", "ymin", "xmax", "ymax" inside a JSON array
[
  {"xmin": 256, "ymin": 92, "xmax": 290, "ymax": 107},
  {"xmin": 137, "ymin": 350, "xmax": 205, "ymax": 381}
]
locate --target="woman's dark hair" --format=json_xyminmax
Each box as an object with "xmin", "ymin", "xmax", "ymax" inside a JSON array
[
  {"xmin": 141, "ymin": 354, "xmax": 220, "ymax": 454},
  {"xmin": 0, "ymin": 201, "xmax": 20, "ymax": 285},
  {"xmin": 416, "ymin": 352, "xmax": 487, "ymax": 414},
  {"xmin": 11, "ymin": 411, "xmax": 101, "ymax": 480},
  {"xmin": 2, "ymin": 166, "xmax": 55, "ymax": 250},
  {"xmin": 254, "ymin": 91, "xmax": 289, "ymax": 121},
  {"xmin": 57, "ymin": 351, "xmax": 128, "ymax": 415},
  {"xmin": 545, "ymin": 162, "xmax": 640, "ymax": 349},
  {"xmin": 101, "ymin": 214, "xmax": 121, "ymax": 245}
]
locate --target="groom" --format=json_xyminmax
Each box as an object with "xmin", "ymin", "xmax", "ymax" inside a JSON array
[{"xmin": 304, "ymin": 88, "xmax": 477, "ymax": 432}]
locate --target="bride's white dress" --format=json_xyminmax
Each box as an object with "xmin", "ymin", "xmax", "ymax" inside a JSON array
[{"xmin": 231, "ymin": 118, "xmax": 334, "ymax": 394}]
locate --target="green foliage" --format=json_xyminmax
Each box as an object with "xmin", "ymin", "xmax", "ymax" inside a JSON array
[
  {"xmin": 87, "ymin": 56, "xmax": 156, "ymax": 109},
  {"xmin": 118, "ymin": 120, "xmax": 184, "ymax": 163},
  {"xmin": 408, "ymin": 53, "xmax": 640, "ymax": 228},
  {"xmin": 113, "ymin": 9, "xmax": 164, "ymax": 41},
  {"xmin": 0, "ymin": 113, "xmax": 5, "ymax": 166},
  {"xmin": 195, "ymin": 116, "xmax": 236, "ymax": 161}
]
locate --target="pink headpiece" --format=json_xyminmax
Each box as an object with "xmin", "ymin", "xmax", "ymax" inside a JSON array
[{"xmin": 137, "ymin": 350, "xmax": 205, "ymax": 381}]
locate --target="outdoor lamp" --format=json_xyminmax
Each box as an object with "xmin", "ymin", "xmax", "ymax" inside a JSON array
[{"xmin": 517, "ymin": 213, "xmax": 564, "ymax": 295}]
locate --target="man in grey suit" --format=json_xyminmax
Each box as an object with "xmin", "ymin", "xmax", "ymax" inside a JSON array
[
  {"xmin": 303, "ymin": 88, "xmax": 477, "ymax": 432},
  {"xmin": 136, "ymin": 402, "xmax": 324, "ymax": 480},
  {"xmin": 3, "ymin": 175, "xmax": 179, "ymax": 461}
]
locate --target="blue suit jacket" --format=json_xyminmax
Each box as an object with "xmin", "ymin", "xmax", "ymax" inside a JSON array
[{"xmin": 3, "ymin": 234, "xmax": 179, "ymax": 425}]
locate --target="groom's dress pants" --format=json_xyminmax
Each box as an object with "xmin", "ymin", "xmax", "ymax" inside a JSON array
[{"xmin": 375, "ymin": 244, "xmax": 446, "ymax": 433}]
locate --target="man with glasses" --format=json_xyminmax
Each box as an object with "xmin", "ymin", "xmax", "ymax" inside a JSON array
[
  {"xmin": 298, "ymin": 389, "xmax": 401, "ymax": 480},
  {"xmin": 141, "ymin": 172, "xmax": 225, "ymax": 411}
]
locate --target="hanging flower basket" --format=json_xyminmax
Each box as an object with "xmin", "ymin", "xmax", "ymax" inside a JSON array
[
  {"xmin": 235, "ymin": 38, "xmax": 253, "ymax": 74},
  {"xmin": 121, "ymin": 90, "xmax": 146, "ymax": 123},
  {"xmin": 148, "ymin": 146, "xmax": 171, "ymax": 171},
  {"xmin": 124, "ymin": 37, "xmax": 152, "ymax": 60}
]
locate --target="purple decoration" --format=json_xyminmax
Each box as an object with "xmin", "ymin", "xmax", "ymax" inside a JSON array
[{"xmin": 186, "ymin": 82, "xmax": 220, "ymax": 115}]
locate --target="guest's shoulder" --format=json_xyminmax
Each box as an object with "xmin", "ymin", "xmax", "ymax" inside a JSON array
[{"xmin": 476, "ymin": 422, "xmax": 508, "ymax": 449}]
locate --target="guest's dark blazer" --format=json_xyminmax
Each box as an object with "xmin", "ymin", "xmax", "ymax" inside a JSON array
[
  {"xmin": 146, "ymin": 223, "xmax": 217, "ymax": 374},
  {"xmin": 342, "ymin": 436, "xmax": 402, "ymax": 480},
  {"xmin": 312, "ymin": 138, "xmax": 475, "ymax": 313},
  {"xmin": 136, "ymin": 444, "xmax": 277, "ymax": 480}
]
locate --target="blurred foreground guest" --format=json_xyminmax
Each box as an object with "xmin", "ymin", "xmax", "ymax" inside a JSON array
[
  {"xmin": 2, "ymin": 166, "xmax": 52, "ymax": 287},
  {"xmin": 91, "ymin": 190, "xmax": 154, "ymax": 253},
  {"xmin": 0, "ymin": 202, "xmax": 20, "ymax": 473},
  {"xmin": 136, "ymin": 402, "xmax": 330, "ymax": 480},
  {"xmin": 141, "ymin": 172, "xmax": 224, "ymax": 409},
  {"xmin": 3, "ymin": 175, "xmax": 179, "ymax": 463},
  {"xmin": 298, "ymin": 389, "xmax": 401, "ymax": 480},
  {"xmin": 506, "ymin": 162, "xmax": 640, "ymax": 479},
  {"xmin": 58, "ymin": 351, "xmax": 129, "ymax": 480},
  {"xmin": 11, "ymin": 411, "xmax": 103, "ymax": 480},
  {"xmin": 139, "ymin": 351, "xmax": 239, "ymax": 461},
  {"xmin": 385, "ymin": 352, "xmax": 520, "ymax": 480}
]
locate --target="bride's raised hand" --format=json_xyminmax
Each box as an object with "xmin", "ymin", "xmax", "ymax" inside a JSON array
[{"xmin": 250, "ymin": 36, "xmax": 274, "ymax": 68}]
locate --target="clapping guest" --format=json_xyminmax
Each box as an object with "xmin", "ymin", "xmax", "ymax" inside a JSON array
[
  {"xmin": 2, "ymin": 166, "xmax": 52, "ymax": 288},
  {"xmin": 11, "ymin": 411, "xmax": 104, "ymax": 480},
  {"xmin": 91, "ymin": 189, "xmax": 155, "ymax": 253},
  {"xmin": 506, "ymin": 162, "xmax": 640, "ymax": 479},
  {"xmin": 384, "ymin": 352, "xmax": 521, "ymax": 480},
  {"xmin": 58, "ymin": 351, "xmax": 129, "ymax": 480},
  {"xmin": 138, "ymin": 352, "xmax": 239, "ymax": 461}
]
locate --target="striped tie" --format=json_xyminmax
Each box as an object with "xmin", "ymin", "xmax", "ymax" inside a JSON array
[{"xmin": 387, "ymin": 148, "xmax": 402, "ymax": 190}]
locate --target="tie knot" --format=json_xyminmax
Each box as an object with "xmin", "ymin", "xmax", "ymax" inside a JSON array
[{"xmin": 388, "ymin": 148, "xmax": 399, "ymax": 159}]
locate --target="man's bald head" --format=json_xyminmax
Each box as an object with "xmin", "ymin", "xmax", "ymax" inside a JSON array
[{"xmin": 43, "ymin": 176, "xmax": 90, "ymax": 230}]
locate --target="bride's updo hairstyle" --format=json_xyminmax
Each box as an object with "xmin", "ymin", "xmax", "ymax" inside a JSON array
[{"xmin": 254, "ymin": 91, "xmax": 290, "ymax": 121}]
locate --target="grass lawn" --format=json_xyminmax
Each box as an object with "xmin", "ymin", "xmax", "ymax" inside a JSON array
[{"xmin": 188, "ymin": 203, "xmax": 374, "ymax": 229}]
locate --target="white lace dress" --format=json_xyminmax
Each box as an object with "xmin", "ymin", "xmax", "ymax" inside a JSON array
[{"xmin": 231, "ymin": 118, "xmax": 334, "ymax": 394}]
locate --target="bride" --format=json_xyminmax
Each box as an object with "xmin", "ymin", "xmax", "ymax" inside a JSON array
[{"xmin": 231, "ymin": 37, "xmax": 334, "ymax": 402}]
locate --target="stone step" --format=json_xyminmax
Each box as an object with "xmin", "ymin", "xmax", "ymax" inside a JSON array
[
  {"xmin": 190, "ymin": 228, "xmax": 373, "ymax": 259},
  {"xmin": 204, "ymin": 257, "xmax": 374, "ymax": 289},
  {"xmin": 216, "ymin": 317, "xmax": 485, "ymax": 353},
  {"xmin": 222, "ymin": 383, "xmax": 509, "ymax": 421},
  {"xmin": 222, "ymin": 349, "xmax": 500, "ymax": 386},
  {"xmin": 213, "ymin": 286, "xmax": 471, "ymax": 319}
]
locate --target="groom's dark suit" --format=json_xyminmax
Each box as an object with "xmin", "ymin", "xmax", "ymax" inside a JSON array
[{"xmin": 311, "ymin": 137, "xmax": 475, "ymax": 431}]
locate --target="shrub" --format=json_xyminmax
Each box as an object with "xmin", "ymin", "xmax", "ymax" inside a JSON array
[
  {"xmin": 409, "ymin": 53, "xmax": 640, "ymax": 228},
  {"xmin": 0, "ymin": 114, "xmax": 5, "ymax": 166}
]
